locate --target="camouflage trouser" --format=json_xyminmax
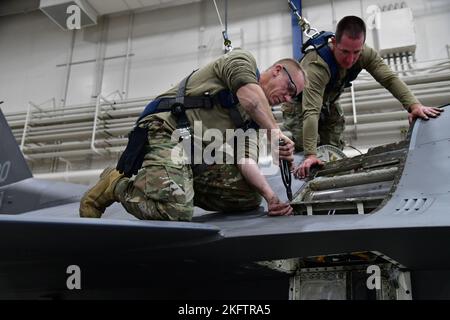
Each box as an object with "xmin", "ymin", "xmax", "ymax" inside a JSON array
[
  {"xmin": 114, "ymin": 120, "xmax": 261, "ymax": 221},
  {"xmin": 193, "ymin": 164, "xmax": 261, "ymax": 212},
  {"xmin": 282, "ymin": 101, "xmax": 346, "ymax": 152}
]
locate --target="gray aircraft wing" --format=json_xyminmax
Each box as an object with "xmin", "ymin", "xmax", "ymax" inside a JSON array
[
  {"xmin": 0, "ymin": 105, "xmax": 449, "ymax": 299},
  {"xmin": 192, "ymin": 105, "xmax": 450, "ymax": 270},
  {"xmin": 0, "ymin": 108, "xmax": 222, "ymax": 262}
]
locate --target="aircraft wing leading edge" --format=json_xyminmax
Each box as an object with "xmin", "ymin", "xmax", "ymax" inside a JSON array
[{"xmin": 0, "ymin": 106, "xmax": 449, "ymax": 270}]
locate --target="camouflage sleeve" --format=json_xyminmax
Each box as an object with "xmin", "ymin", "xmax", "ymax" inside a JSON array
[
  {"xmin": 361, "ymin": 45, "xmax": 419, "ymax": 110},
  {"xmin": 216, "ymin": 50, "xmax": 259, "ymax": 95},
  {"xmin": 302, "ymin": 59, "xmax": 330, "ymax": 156}
]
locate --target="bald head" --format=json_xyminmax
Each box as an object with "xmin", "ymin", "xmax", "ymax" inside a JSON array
[{"xmin": 259, "ymin": 58, "xmax": 306, "ymax": 105}]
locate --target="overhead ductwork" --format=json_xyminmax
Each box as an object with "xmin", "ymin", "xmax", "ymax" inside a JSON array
[
  {"xmin": 39, "ymin": 0, "xmax": 97, "ymax": 30},
  {"xmin": 1, "ymin": 0, "xmax": 202, "ymax": 21}
]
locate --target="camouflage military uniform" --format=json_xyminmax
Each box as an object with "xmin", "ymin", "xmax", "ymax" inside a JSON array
[
  {"xmin": 113, "ymin": 49, "xmax": 262, "ymax": 221},
  {"xmin": 282, "ymin": 44, "xmax": 419, "ymax": 155}
]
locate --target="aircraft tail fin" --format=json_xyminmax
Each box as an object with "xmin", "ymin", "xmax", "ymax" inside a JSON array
[{"xmin": 0, "ymin": 108, "xmax": 32, "ymax": 187}]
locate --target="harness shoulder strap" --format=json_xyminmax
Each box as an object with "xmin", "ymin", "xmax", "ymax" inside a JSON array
[
  {"xmin": 301, "ymin": 31, "xmax": 338, "ymax": 93},
  {"xmin": 215, "ymin": 67, "xmax": 261, "ymax": 130},
  {"xmin": 176, "ymin": 69, "xmax": 197, "ymax": 104},
  {"xmin": 302, "ymin": 31, "xmax": 362, "ymax": 95},
  {"xmin": 344, "ymin": 65, "xmax": 362, "ymax": 87},
  {"xmin": 171, "ymin": 70, "xmax": 197, "ymax": 130},
  {"xmin": 316, "ymin": 45, "xmax": 339, "ymax": 93},
  {"xmin": 302, "ymin": 31, "xmax": 335, "ymax": 54}
]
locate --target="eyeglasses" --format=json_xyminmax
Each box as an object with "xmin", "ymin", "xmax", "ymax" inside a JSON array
[{"xmin": 282, "ymin": 66, "xmax": 298, "ymax": 99}]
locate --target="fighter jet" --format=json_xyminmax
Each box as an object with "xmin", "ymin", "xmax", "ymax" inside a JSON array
[{"xmin": 0, "ymin": 105, "xmax": 449, "ymax": 300}]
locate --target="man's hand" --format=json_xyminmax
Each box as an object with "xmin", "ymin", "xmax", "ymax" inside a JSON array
[
  {"xmin": 408, "ymin": 103, "xmax": 443, "ymax": 124},
  {"xmin": 293, "ymin": 154, "xmax": 324, "ymax": 179},
  {"xmin": 267, "ymin": 195, "xmax": 293, "ymax": 216},
  {"xmin": 278, "ymin": 133, "xmax": 295, "ymax": 164}
]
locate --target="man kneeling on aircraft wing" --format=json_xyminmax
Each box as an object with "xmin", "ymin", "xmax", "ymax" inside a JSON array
[{"xmin": 79, "ymin": 49, "xmax": 306, "ymax": 221}]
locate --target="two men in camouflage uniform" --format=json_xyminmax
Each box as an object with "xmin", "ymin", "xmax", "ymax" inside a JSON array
[
  {"xmin": 80, "ymin": 49, "xmax": 306, "ymax": 221},
  {"xmin": 282, "ymin": 16, "xmax": 442, "ymax": 179}
]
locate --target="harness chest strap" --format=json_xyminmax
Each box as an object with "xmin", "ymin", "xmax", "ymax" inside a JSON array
[
  {"xmin": 301, "ymin": 31, "xmax": 362, "ymax": 102},
  {"xmin": 138, "ymin": 87, "xmax": 258, "ymax": 131}
]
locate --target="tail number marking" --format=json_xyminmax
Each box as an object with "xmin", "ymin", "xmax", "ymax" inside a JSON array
[{"xmin": 0, "ymin": 161, "xmax": 11, "ymax": 183}]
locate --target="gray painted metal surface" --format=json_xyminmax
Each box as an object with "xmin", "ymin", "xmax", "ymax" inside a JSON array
[{"xmin": 0, "ymin": 105, "xmax": 449, "ymax": 298}]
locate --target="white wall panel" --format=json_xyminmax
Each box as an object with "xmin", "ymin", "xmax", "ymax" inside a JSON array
[
  {"xmin": 71, "ymin": 26, "xmax": 98, "ymax": 62},
  {"xmin": 127, "ymin": 1, "xmax": 202, "ymax": 98},
  {"xmin": 1, "ymin": 0, "xmax": 449, "ymax": 115},
  {"xmin": 105, "ymin": 14, "xmax": 129, "ymax": 57},
  {"xmin": 62, "ymin": 27, "xmax": 99, "ymax": 105},
  {"xmin": 64, "ymin": 62, "xmax": 96, "ymax": 105},
  {"xmin": 413, "ymin": 8, "xmax": 450, "ymax": 61},
  {"xmin": 102, "ymin": 58, "xmax": 126, "ymax": 98},
  {"xmin": 0, "ymin": 11, "xmax": 68, "ymax": 112}
]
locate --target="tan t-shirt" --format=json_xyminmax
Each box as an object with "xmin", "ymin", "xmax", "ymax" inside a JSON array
[{"xmin": 141, "ymin": 48, "xmax": 260, "ymax": 161}]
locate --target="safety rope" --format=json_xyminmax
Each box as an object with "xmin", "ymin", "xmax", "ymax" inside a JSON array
[
  {"xmin": 212, "ymin": 0, "xmax": 224, "ymax": 30},
  {"xmin": 213, "ymin": 0, "xmax": 233, "ymax": 52}
]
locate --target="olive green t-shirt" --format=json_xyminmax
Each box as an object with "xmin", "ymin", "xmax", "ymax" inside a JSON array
[
  {"xmin": 141, "ymin": 48, "xmax": 260, "ymax": 162},
  {"xmin": 300, "ymin": 44, "xmax": 419, "ymax": 156}
]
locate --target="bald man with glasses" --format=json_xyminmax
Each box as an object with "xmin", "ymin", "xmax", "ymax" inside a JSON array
[{"xmin": 80, "ymin": 49, "xmax": 306, "ymax": 221}]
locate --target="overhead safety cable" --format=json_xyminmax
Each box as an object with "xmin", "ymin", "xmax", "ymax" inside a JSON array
[
  {"xmin": 213, "ymin": 0, "xmax": 233, "ymax": 52},
  {"xmin": 288, "ymin": 0, "xmax": 319, "ymax": 38}
]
